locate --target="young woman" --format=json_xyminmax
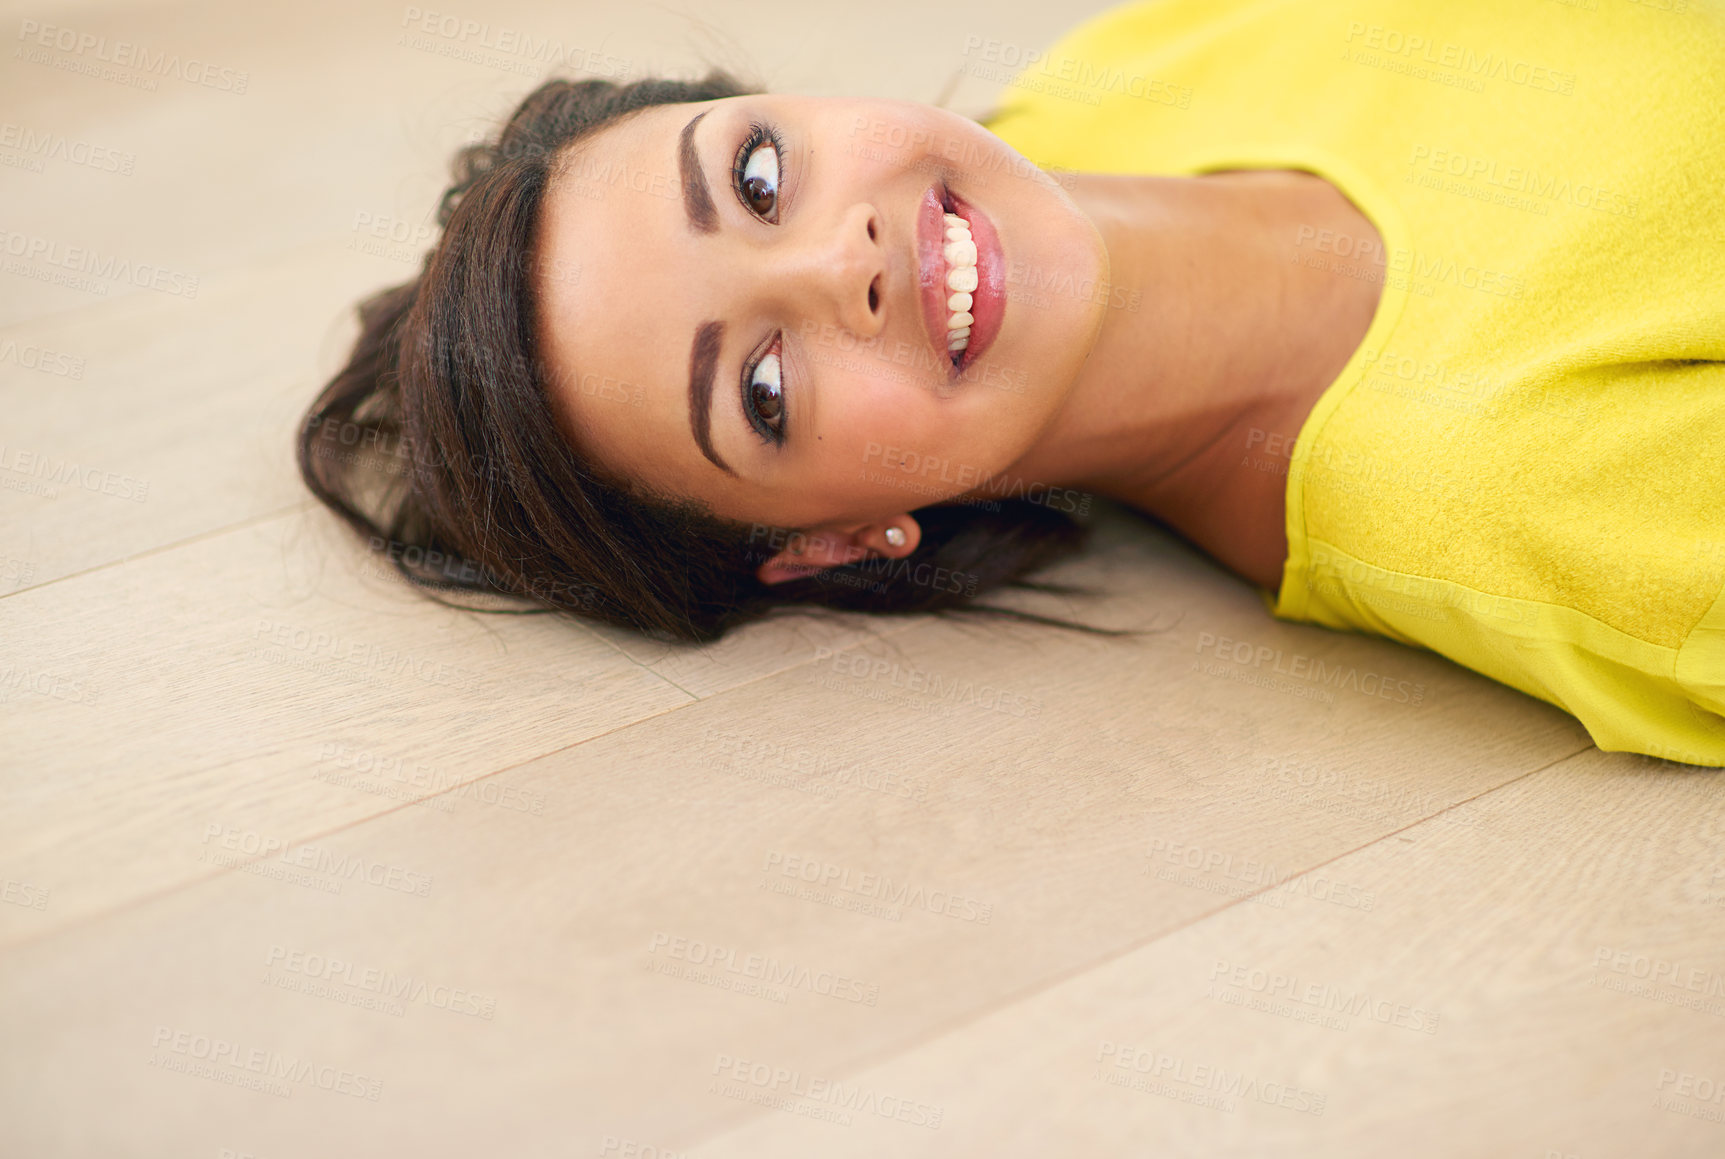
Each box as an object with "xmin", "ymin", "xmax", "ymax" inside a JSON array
[{"xmin": 300, "ymin": 0, "xmax": 1725, "ymax": 765}]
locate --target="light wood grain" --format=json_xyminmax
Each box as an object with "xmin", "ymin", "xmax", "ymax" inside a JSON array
[
  {"xmin": 0, "ymin": 526, "xmax": 1591, "ymax": 1154},
  {"xmin": 0, "ymin": 240, "xmax": 417, "ymax": 592},
  {"xmin": 686, "ymin": 747, "xmax": 1725, "ymax": 1158},
  {"xmin": 2, "ymin": 1, "xmax": 1711, "ymax": 1156}
]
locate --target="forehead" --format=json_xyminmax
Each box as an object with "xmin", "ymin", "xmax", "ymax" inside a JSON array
[{"xmin": 534, "ymin": 100, "xmax": 729, "ymax": 499}]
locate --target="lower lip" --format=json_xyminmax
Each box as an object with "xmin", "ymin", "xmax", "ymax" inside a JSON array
[{"xmin": 917, "ymin": 187, "xmax": 1005, "ymax": 381}]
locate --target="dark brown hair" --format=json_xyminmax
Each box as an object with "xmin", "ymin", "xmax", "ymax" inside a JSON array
[{"xmin": 297, "ymin": 71, "xmax": 1120, "ymax": 644}]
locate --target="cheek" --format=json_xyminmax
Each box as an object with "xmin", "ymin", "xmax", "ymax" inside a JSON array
[{"xmin": 808, "ymin": 364, "xmax": 1014, "ymax": 509}]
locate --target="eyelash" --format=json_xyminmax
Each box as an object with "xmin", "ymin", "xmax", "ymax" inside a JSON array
[{"xmin": 734, "ymin": 120, "xmax": 789, "ymax": 446}]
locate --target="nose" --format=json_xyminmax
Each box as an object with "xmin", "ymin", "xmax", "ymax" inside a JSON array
[{"xmin": 772, "ymin": 202, "xmax": 885, "ymax": 339}]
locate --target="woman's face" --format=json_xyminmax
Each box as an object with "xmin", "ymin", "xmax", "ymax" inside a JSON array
[{"xmin": 533, "ymin": 93, "xmax": 1107, "ymax": 546}]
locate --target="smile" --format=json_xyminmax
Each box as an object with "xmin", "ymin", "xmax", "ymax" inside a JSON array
[{"xmin": 917, "ymin": 186, "xmax": 1004, "ymax": 379}]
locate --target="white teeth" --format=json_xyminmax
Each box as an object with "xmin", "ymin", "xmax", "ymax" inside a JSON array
[
  {"xmin": 941, "ymin": 210, "xmax": 977, "ymax": 355},
  {"xmin": 943, "ymin": 238, "xmax": 977, "ymax": 266}
]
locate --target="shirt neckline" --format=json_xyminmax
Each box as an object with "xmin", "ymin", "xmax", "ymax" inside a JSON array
[{"xmin": 1166, "ymin": 142, "xmax": 1412, "ymax": 616}]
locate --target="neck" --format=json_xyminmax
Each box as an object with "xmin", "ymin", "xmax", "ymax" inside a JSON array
[{"xmin": 975, "ymin": 169, "xmax": 1383, "ymax": 585}]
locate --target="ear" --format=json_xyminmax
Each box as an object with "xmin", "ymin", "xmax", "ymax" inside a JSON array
[{"xmin": 754, "ymin": 518, "xmax": 923, "ymax": 586}]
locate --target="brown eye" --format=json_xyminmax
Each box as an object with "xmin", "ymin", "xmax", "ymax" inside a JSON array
[
  {"xmin": 736, "ymin": 138, "xmax": 780, "ymax": 222},
  {"xmin": 745, "ymin": 349, "xmax": 785, "ymax": 442}
]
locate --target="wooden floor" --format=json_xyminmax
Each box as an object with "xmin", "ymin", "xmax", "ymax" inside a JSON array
[{"xmin": 4, "ymin": 1, "xmax": 1723, "ymax": 1155}]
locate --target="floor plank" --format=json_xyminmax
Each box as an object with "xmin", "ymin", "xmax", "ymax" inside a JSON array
[
  {"xmin": 3, "ymin": 0, "xmax": 1708, "ymax": 1155},
  {"xmin": 1, "ymin": 239, "xmax": 422, "ymax": 592},
  {"xmin": 0, "ymin": 505, "xmax": 690, "ymax": 943},
  {"xmin": 0, "ymin": 516, "xmax": 1589, "ymax": 1156},
  {"xmin": 686, "ymin": 747, "xmax": 1725, "ymax": 1158}
]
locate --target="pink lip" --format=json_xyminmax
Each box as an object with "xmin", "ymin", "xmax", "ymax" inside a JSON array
[{"xmin": 915, "ymin": 186, "xmax": 1005, "ymax": 384}]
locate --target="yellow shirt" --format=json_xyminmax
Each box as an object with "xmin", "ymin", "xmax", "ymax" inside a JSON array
[{"xmin": 988, "ymin": 0, "xmax": 1725, "ymax": 765}]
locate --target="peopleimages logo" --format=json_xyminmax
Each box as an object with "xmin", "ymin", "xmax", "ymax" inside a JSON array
[
  {"xmin": 960, "ymin": 36, "xmax": 1194, "ymax": 109},
  {"xmin": 0, "ymin": 442, "xmax": 148, "ymax": 503},
  {"xmin": 199, "ymin": 824, "xmax": 435, "ymax": 897},
  {"xmin": 1341, "ymin": 21, "xmax": 1576, "ymax": 96},
  {"xmin": 0, "ymin": 338, "xmax": 85, "ymax": 379},
  {"xmin": 0, "ymin": 227, "xmax": 199, "ymax": 299},
  {"xmin": 702, "ymin": 725, "xmax": 931, "ymax": 802},
  {"xmin": 16, "ymin": 20, "xmax": 250, "ymax": 93},
  {"xmin": 1405, "ymin": 144, "xmax": 1638, "ymax": 218},
  {"xmin": 397, "ymin": 6, "xmax": 631, "ymax": 78},
  {"xmin": 1656, "ymin": 1067, "xmax": 1725, "ymax": 1112},
  {"xmin": 1593, "ymin": 946, "xmax": 1725, "ymax": 997},
  {"xmin": 264, "ymin": 945, "xmax": 496, "ymax": 1019},
  {"xmin": 249, "ymin": 617, "xmax": 484, "ymax": 695},
  {"xmin": 709, "ymin": 1053, "xmax": 943, "ymax": 1129},
  {"xmin": 762, "ymin": 851, "xmax": 994, "ymax": 923},
  {"xmin": 812, "ymin": 645, "xmax": 1042, "ymax": 719},
  {"xmin": 148, "ymin": 1026, "xmax": 381, "ymax": 1100},
  {"xmin": 2, "ymin": 879, "xmax": 50, "ymax": 910},
  {"xmin": 0, "ymin": 123, "xmax": 136, "ymax": 174},
  {"xmin": 1208, "ymin": 958, "xmax": 1442, "ymax": 1034},
  {"xmin": 1194, "ymin": 630, "xmax": 1427, "ymax": 705},
  {"xmin": 647, "ymin": 932, "xmax": 880, "ymax": 1006},
  {"xmin": 1145, "ymin": 837, "xmax": 1377, "ymax": 911},
  {"xmin": 1095, "ymin": 1041, "xmax": 1326, "ymax": 1116}
]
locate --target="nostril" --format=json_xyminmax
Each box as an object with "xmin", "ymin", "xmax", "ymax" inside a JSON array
[
  {"xmin": 868, "ymin": 277, "xmax": 880, "ymax": 314},
  {"xmin": 867, "ymin": 219, "xmax": 876, "ymax": 242}
]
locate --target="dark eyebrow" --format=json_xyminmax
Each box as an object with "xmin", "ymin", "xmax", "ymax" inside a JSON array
[
  {"xmin": 679, "ymin": 111, "xmax": 718, "ymax": 234},
  {"xmin": 689, "ymin": 320, "xmax": 735, "ymax": 476}
]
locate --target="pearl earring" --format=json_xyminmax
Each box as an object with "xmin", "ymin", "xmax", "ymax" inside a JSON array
[{"xmin": 884, "ymin": 526, "xmax": 906, "ymax": 547}]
